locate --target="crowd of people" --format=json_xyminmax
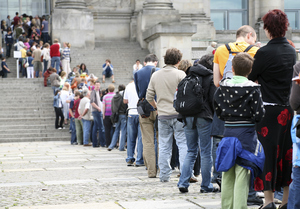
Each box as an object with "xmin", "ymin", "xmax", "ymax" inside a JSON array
[{"xmin": 2, "ymin": 9, "xmax": 300, "ymax": 209}]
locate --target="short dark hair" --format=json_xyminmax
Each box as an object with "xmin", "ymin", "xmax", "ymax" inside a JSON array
[
  {"xmin": 55, "ymin": 89, "xmax": 60, "ymax": 96},
  {"xmin": 164, "ymin": 48, "xmax": 182, "ymax": 65},
  {"xmin": 118, "ymin": 84, "xmax": 125, "ymax": 92},
  {"xmin": 232, "ymin": 52, "xmax": 254, "ymax": 77},
  {"xmin": 27, "ymin": 52, "xmax": 32, "ymax": 56},
  {"xmin": 144, "ymin": 54, "xmax": 158, "ymax": 63},
  {"xmin": 262, "ymin": 9, "xmax": 289, "ymax": 38},
  {"xmin": 16, "ymin": 12, "xmax": 19, "ymax": 15},
  {"xmin": 136, "ymin": 59, "xmax": 140, "ymax": 62},
  {"xmin": 197, "ymin": 54, "xmax": 214, "ymax": 71},
  {"xmin": 95, "ymin": 81, "xmax": 101, "ymax": 84},
  {"xmin": 1, "ymin": 57, "xmax": 5, "ymax": 61},
  {"xmin": 236, "ymin": 25, "xmax": 256, "ymax": 39}
]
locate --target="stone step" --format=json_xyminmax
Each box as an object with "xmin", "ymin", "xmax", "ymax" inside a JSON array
[
  {"xmin": 0, "ymin": 129, "xmax": 70, "ymax": 134},
  {"xmin": 0, "ymin": 136, "xmax": 70, "ymax": 143},
  {"xmin": 0, "ymin": 132, "xmax": 70, "ymax": 138}
]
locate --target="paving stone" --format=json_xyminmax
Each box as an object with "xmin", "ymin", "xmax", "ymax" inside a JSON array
[
  {"xmin": 119, "ymin": 200, "xmax": 199, "ymax": 209},
  {"xmin": 43, "ymin": 179, "xmax": 96, "ymax": 185},
  {"xmin": 0, "ymin": 182, "xmax": 42, "ymax": 187}
]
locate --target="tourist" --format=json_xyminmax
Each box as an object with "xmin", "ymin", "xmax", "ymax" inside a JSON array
[
  {"xmin": 146, "ymin": 48, "xmax": 187, "ymax": 182},
  {"xmin": 43, "ymin": 67, "xmax": 53, "ymax": 87},
  {"xmin": 74, "ymin": 91, "xmax": 83, "ymax": 145},
  {"xmin": 41, "ymin": 16, "xmax": 49, "ymax": 44},
  {"xmin": 124, "ymin": 80, "xmax": 144, "ymax": 166},
  {"xmin": 79, "ymin": 63, "xmax": 89, "ymax": 75},
  {"xmin": 13, "ymin": 12, "xmax": 20, "ymax": 27},
  {"xmin": 205, "ymin": 42, "xmax": 217, "ymax": 55},
  {"xmin": 20, "ymin": 45, "xmax": 27, "ymax": 78},
  {"xmin": 25, "ymin": 52, "xmax": 34, "ymax": 79},
  {"xmin": 69, "ymin": 91, "xmax": 81, "ymax": 145},
  {"xmin": 42, "ymin": 43, "xmax": 50, "ymax": 75},
  {"xmin": 108, "ymin": 84, "xmax": 127, "ymax": 151},
  {"xmin": 50, "ymin": 68, "xmax": 60, "ymax": 95},
  {"xmin": 78, "ymin": 88, "xmax": 93, "ymax": 146},
  {"xmin": 53, "ymin": 89, "xmax": 64, "ymax": 130},
  {"xmin": 90, "ymin": 81, "xmax": 106, "ymax": 148},
  {"xmin": 50, "ymin": 39, "xmax": 61, "ymax": 72},
  {"xmin": 32, "ymin": 44, "xmax": 43, "ymax": 78},
  {"xmin": 61, "ymin": 82, "xmax": 70, "ymax": 126},
  {"xmin": 61, "ymin": 42, "xmax": 71, "ymax": 75},
  {"xmin": 6, "ymin": 15, "xmax": 11, "ymax": 28},
  {"xmin": 5, "ymin": 28, "xmax": 13, "ymax": 58},
  {"xmin": 102, "ymin": 84, "xmax": 115, "ymax": 147},
  {"xmin": 1, "ymin": 57, "xmax": 10, "ymax": 78},
  {"xmin": 134, "ymin": 54, "xmax": 159, "ymax": 178},
  {"xmin": 133, "ymin": 59, "xmax": 143, "ymax": 76},
  {"xmin": 59, "ymin": 71, "xmax": 67, "ymax": 88},
  {"xmin": 102, "ymin": 59, "xmax": 115, "ymax": 83},
  {"xmin": 178, "ymin": 59, "xmax": 192, "ymax": 73},
  {"xmin": 248, "ymin": 9, "xmax": 296, "ymax": 209}
]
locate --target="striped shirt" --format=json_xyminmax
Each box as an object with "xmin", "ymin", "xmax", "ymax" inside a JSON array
[
  {"xmin": 103, "ymin": 92, "xmax": 115, "ymax": 116},
  {"xmin": 62, "ymin": 47, "xmax": 70, "ymax": 61}
]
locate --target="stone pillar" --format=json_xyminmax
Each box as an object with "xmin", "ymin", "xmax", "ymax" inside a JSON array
[
  {"xmin": 259, "ymin": 0, "xmax": 284, "ymax": 18},
  {"xmin": 137, "ymin": 0, "xmax": 180, "ymax": 48},
  {"xmin": 52, "ymin": 0, "xmax": 95, "ymax": 48}
]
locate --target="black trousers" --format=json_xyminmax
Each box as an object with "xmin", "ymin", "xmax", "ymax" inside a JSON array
[
  {"xmin": 55, "ymin": 107, "xmax": 64, "ymax": 129},
  {"xmin": 103, "ymin": 116, "xmax": 113, "ymax": 147}
]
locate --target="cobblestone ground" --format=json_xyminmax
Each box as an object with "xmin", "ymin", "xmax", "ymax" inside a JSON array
[{"xmin": 0, "ymin": 142, "xmax": 262, "ymax": 209}]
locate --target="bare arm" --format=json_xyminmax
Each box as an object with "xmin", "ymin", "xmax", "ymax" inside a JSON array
[
  {"xmin": 213, "ymin": 63, "xmax": 222, "ymax": 87},
  {"xmin": 91, "ymin": 102, "xmax": 101, "ymax": 112},
  {"xmin": 102, "ymin": 103, "xmax": 106, "ymax": 119},
  {"xmin": 3, "ymin": 65, "xmax": 10, "ymax": 72}
]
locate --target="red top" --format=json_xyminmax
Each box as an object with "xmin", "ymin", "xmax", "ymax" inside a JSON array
[
  {"xmin": 50, "ymin": 44, "xmax": 60, "ymax": 57},
  {"xmin": 73, "ymin": 99, "xmax": 81, "ymax": 118},
  {"xmin": 13, "ymin": 16, "xmax": 20, "ymax": 26}
]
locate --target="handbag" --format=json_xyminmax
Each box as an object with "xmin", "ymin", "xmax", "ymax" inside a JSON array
[
  {"xmin": 23, "ymin": 57, "xmax": 29, "ymax": 68},
  {"xmin": 71, "ymin": 80, "xmax": 78, "ymax": 89},
  {"xmin": 137, "ymin": 98, "xmax": 152, "ymax": 118}
]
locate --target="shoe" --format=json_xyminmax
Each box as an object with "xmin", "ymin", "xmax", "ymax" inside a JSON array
[
  {"xmin": 127, "ymin": 161, "xmax": 134, "ymax": 166},
  {"xmin": 71, "ymin": 142, "xmax": 78, "ymax": 145},
  {"xmin": 278, "ymin": 203, "xmax": 287, "ymax": 209},
  {"xmin": 112, "ymin": 80, "xmax": 115, "ymax": 83},
  {"xmin": 107, "ymin": 148, "xmax": 112, "ymax": 151},
  {"xmin": 119, "ymin": 149, "xmax": 126, "ymax": 151},
  {"xmin": 93, "ymin": 145, "xmax": 99, "ymax": 148},
  {"xmin": 274, "ymin": 198, "xmax": 282, "ymax": 204},
  {"xmin": 58, "ymin": 127, "xmax": 62, "ymax": 130},
  {"xmin": 247, "ymin": 196, "xmax": 263, "ymax": 206},
  {"xmin": 177, "ymin": 173, "xmax": 181, "ymax": 178},
  {"xmin": 160, "ymin": 179, "xmax": 169, "ymax": 182},
  {"xmin": 189, "ymin": 177, "xmax": 198, "ymax": 183},
  {"xmin": 179, "ymin": 187, "xmax": 188, "ymax": 193},
  {"xmin": 83, "ymin": 143, "xmax": 92, "ymax": 146},
  {"xmin": 258, "ymin": 202, "xmax": 276, "ymax": 209},
  {"xmin": 200, "ymin": 187, "xmax": 219, "ymax": 193},
  {"xmin": 135, "ymin": 164, "xmax": 145, "ymax": 167},
  {"xmin": 256, "ymin": 192, "xmax": 264, "ymax": 198},
  {"xmin": 62, "ymin": 127, "xmax": 66, "ymax": 129}
]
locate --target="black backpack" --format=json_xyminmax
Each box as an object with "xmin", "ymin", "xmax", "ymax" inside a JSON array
[{"xmin": 175, "ymin": 72, "xmax": 204, "ymax": 116}]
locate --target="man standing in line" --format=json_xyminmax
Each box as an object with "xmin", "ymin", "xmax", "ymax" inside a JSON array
[
  {"xmin": 134, "ymin": 54, "xmax": 159, "ymax": 178},
  {"xmin": 50, "ymin": 39, "xmax": 61, "ymax": 73},
  {"xmin": 90, "ymin": 81, "xmax": 106, "ymax": 148},
  {"xmin": 78, "ymin": 88, "xmax": 93, "ymax": 146},
  {"xmin": 32, "ymin": 45, "xmax": 43, "ymax": 78},
  {"xmin": 13, "ymin": 12, "xmax": 20, "ymax": 28},
  {"xmin": 146, "ymin": 48, "xmax": 187, "ymax": 182},
  {"xmin": 124, "ymin": 79, "xmax": 144, "ymax": 166},
  {"xmin": 41, "ymin": 16, "xmax": 49, "ymax": 44},
  {"xmin": 213, "ymin": 25, "xmax": 262, "ymax": 206}
]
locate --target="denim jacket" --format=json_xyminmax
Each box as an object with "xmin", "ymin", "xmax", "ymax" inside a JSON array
[
  {"xmin": 53, "ymin": 94, "xmax": 62, "ymax": 108},
  {"xmin": 291, "ymin": 115, "xmax": 300, "ymax": 167}
]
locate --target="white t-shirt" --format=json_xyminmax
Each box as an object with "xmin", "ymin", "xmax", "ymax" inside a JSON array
[
  {"xmin": 124, "ymin": 81, "xmax": 139, "ymax": 115},
  {"xmin": 133, "ymin": 63, "xmax": 143, "ymax": 75}
]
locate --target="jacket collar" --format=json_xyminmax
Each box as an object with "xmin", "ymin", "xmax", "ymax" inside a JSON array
[{"xmin": 267, "ymin": 37, "xmax": 288, "ymax": 45}]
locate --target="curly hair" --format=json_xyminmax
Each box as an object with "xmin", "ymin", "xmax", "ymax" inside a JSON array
[
  {"xmin": 262, "ymin": 9, "xmax": 289, "ymax": 38},
  {"xmin": 164, "ymin": 48, "xmax": 182, "ymax": 65},
  {"xmin": 178, "ymin": 60, "xmax": 192, "ymax": 73}
]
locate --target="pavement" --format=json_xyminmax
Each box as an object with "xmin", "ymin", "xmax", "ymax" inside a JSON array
[{"xmin": 0, "ymin": 141, "xmax": 263, "ymax": 209}]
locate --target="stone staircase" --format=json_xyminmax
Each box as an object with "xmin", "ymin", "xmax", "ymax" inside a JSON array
[{"xmin": 1, "ymin": 41, "xmax": 150, "ymax": 143}]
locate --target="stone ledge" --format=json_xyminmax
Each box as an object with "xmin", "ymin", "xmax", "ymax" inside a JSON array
[{"xmin": 143, "ymin": 22, "xmax": 197, "ymax": 43}]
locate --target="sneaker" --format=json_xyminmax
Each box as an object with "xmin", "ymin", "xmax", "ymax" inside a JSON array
[
  {"xmin": 71, "ymin": 142, "xmax": 78, "ymax": 145},
  {"xmin": 135, "ymin": 164, "xmax": 145, "ymax": 167},
  {"xmin": 200, "ymin": 187, "xmax": 219, "ymax": 193},
  {"xmin": 190, "ymin": 177, "xmax": 198, "ymax": 183},
  {"xmin": 107, "ymin": 148, "xmax": 112, "ymax": 151},
  {"xmin": 160, "ymin": 179, "xmax": 169, "ymax": 183},
  {"xmin": 247, "ymin": 196, "xmax": 263, "ymax": 206},
  {"xmin": 58, "ymin": 127, "xmax": 62, "ymax": 130},
  {"xmin": 179, "ymin": 187, "xmax": 188, "ymax": 193},
  {"xmin": 127, "ymin": 161, "xmax": 134, "ymax": 166}
]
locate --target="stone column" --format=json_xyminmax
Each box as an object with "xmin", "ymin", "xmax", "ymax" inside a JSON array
[
  {"xmin": 52, "ymin": 0, "xmax": 95, "ymax": 48},
  {"xmin": 259, "ymin": 0, "xmax": 284, "ymax": 18}
]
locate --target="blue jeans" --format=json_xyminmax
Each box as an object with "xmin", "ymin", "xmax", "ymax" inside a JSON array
[
  {"xmin": 42, "ymin": 32, "xmax": 49, "ymax": 44},
  {"xmin": 51, "ymin": 56, "xmax": 60, "ymax": 72},
  {"xmin": 178, "ymin": 117, "xmax": 213, "ymax": 190},
  {"xmin": 6, "ymin": 43, "xmax": 12, "ymax": 57},
  {"xmin": 70, "ymin": 117, "xmax": 76, "ymax": 144},
  {"xmin": 126, "ymin": 115, "xmax": 143, "ymax": 165},
  {"xmin": 158, "ymin": 118, "xmax": 187, "ymax": 181},
  {"xmin": 43, "ymin": 60, "xmax": 48, "ymax": 75},
  {"xmin": 212, "ymin": 136, "xmax": 222, "ymax": 180},
  {"xmin": 92, "ymin": 111, "xmax": 106, "ymax": 147},
  {"xmin": 81, "ymin": 118, "xmax": 91, "ymax": 145},
  {"xmin": 109, "ymin": 114, "xmax": 127, "ymax": 150},
  {"xmin": 288, "ymin": 166, "xmax": 300, "ymax": 209}
]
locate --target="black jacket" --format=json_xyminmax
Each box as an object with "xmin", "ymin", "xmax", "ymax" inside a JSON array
[
  {"xmin": 214, "ymin": 79, "xmax": 265, "ymax": 124},
  {"xmin": 189, "ymin": 64, "xmax": 216, "ymax": 120},
  {"xmin": 111, "ymin": 91, "xmax": 127, "ymax": 115},
  {"xmin": 248, "ymin": 37, "xmax": 296, "ymax": 105},
  {"xmin": 290, "ymin": 62, "xmax": 300, "ymax": 114}
]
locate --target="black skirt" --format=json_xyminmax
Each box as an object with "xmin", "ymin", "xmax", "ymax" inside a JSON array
[{"xmin": 254, "ymin": 105, "xmax": 293, "ymax": 192}]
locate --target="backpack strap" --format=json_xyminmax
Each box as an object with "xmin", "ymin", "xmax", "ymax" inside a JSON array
[
  {"xmin": 150, "ymin": 67, "xmax": 156, "ymax": 78},
  {"xmin": 225, "ymin": 44, "xmax": 232, "ymax": 53},
  {"xmin": 244, "ymin": 45, "xmax": 254, "ymax": 53}
]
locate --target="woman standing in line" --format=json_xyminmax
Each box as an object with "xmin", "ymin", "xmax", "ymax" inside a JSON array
[
  {"xmin": 42, "ymin": 43, "xmax": 50, "ymax": 75},
  {"xmin": 248, "ymin": 9, "xmax": 296, "ymax": 209},
  {"xmin": 102, "ymin": 84, "xmax": 115, "ymax": 147},
  {"xmin": 61, "ymin": 42, "xmax": 71, "ymax": 75}
]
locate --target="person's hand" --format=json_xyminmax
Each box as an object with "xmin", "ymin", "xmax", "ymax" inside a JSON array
[
  {"xmin": 103, "ymin": 115, "xmax": 105, "ymax": 119},
  {"xmin": 78, "ymin": 115, "xmax": 82, "ymax": 120},
  {"xmin": 98, "ymin": 107, "xmax": 102, "ymax": 112}
]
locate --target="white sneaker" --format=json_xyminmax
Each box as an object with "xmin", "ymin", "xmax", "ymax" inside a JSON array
[{"xmin": 58, "ymin": 127, "xmax": 62, "ymax": 130}]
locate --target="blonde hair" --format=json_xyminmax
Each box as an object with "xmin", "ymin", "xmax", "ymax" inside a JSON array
[
  {"xmin": 178, "ymin": 59, "xmax": 192, "ymax": 73},
  {"xmin": 60, "ymin": 71, "xmax": 66, "ymax": 77},
  {"xmin": 62, "ymin": 86, "xmax": 68, "ymax": 91},
  {"xmin": 108, "ymin": 84, "xmax": 115, "ymax": 92},
  {"xmin": 64, "ymin": 42, "xmax": 71, "ymax": 48}
]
